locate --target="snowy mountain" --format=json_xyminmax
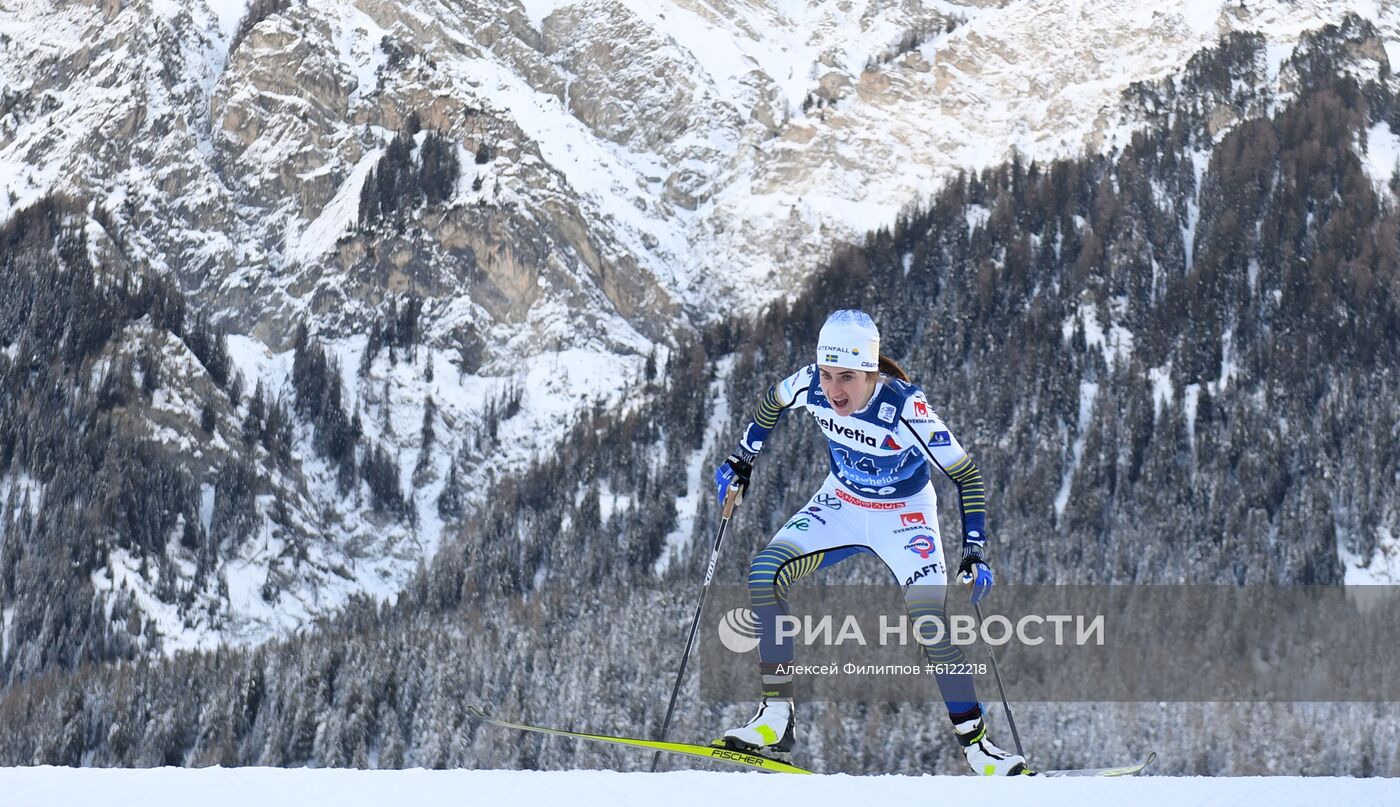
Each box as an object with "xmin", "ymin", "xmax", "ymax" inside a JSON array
[
  {"xmin": 10, "ymin": 0, "xmax": 1398, "ymax": 316},
  {"xmin": 2, "ymin": 0, "xmax": 1399, "ymax": 671}
]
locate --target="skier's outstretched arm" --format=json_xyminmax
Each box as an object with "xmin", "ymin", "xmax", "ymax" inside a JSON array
[{"xmin": 714, "ymin": 366, "xmax": 813, "ymax": 506}]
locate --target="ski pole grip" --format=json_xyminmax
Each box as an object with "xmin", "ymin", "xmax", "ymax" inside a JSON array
[{"xmin": 722, "ymin": 483, "xmax": 743, "ymax": 518}]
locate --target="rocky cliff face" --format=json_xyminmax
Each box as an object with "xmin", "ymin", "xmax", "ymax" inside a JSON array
[{"xmin": 1, "ymin": 0, "xmax": 1398, "ymax": 658}]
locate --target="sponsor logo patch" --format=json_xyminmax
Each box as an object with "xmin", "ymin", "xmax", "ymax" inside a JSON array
[
  {"xmin": 904, "ymin": 535, "xmax": 938, "ymax": 559},
  {"xmin": 913, "ymin": 398, "xmax": 929, "ymax": 418},
  {"xmin": 783, "ymin": 516, "xmax": 811, "ymax": 532},
  {"xmin": 904, "ymin": 562, "xmax": 943, "ymax": 586},
  {"xmin": 881, "ymin": 435, "xmax": 902, "ymax": 451},
  {"xmin": 813, "ymin": 493, "xmax": 842, "ymax": 510},
  {"xmin": 878, "ymin": 402, "xmax": 896, "ymax": 423},
  {"xmin": 900, "ymin": 512, "xmax": 927, "ymax": 527},
  {"xmin": 814, "ymin": 414, "xmax": 878, "ymax": 447},
  {"xmin": 929, "ymin": 430, "xmax": 951, "ymax": 446},
  {"xmin": 835, "ymin": 488, "xmax": 906, "ymax": 510},
  {"xmin": 803, "ymin": 506, "xmax": 828, "ymax": 525}
]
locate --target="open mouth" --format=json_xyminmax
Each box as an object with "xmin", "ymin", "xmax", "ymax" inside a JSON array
[{"xmin": 831, "ymin": 395, "xmax": 850, "ymax": 410}]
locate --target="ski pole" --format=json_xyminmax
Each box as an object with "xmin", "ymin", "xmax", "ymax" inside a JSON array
[
  {"xmin": 650, "ymin": 484, "xmax": 743, "ymax": 772},
  {"xmin": 973, "ymin": 602, "xmax": 1024, "ymax": 758}
]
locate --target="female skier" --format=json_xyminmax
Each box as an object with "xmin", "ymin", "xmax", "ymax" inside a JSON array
[{"xmin": 712, "ymin": 309, "xmax": 1028, "ymax": 776}]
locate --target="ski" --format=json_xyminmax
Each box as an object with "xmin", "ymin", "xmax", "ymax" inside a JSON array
[
  {"xmin": 466, "ymin": 705, "xmax": 813, "ymax": 774},
  {"xmin": 468, "ymin": 705, "xmax": 1152, "ymax": 778},
  {"xmin": 1037, "ymin": 751, "xmax": 1157, "ymax": 777}
]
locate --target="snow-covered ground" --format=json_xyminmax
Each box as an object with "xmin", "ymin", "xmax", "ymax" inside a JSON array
[{"xmin": 0, "ymin": 767, "xmax": 1397, "ymax": 807}]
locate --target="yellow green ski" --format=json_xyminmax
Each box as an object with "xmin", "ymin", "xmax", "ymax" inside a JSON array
[
  {"xmin": 468, "ymin": 704, "xmax": 1154, "ymax": 777},
  {"xmin": 466, "ymin": 705, "xmax": 812, "ymax": 774}
]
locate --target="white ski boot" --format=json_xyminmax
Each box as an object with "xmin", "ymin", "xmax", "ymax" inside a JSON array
[
  {"xmin": 720, "ymin": 698, "xmax": 795, "ymax": 753},
  {"xmin": 955, "ymin": 715, "xmax": 1031, "ymax": 775}
]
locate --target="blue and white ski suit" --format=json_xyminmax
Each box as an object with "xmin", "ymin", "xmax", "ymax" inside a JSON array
[{"xmin": 737, "ymin": 364, "xmax": 988, "ymax": 716}]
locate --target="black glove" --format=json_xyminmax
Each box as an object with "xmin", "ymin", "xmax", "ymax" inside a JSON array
[{"xmin": 714, "ymin": 452, "xmax": 753, "ymax": 507}]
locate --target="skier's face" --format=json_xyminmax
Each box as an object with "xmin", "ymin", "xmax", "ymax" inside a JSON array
[{"xmin": 819, "ymin": 367, "xmax": 876, "ymax": 417}]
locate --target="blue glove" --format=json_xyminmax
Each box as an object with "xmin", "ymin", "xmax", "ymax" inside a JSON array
[
  {"xmin": 714, "ymin": 452, "xmax": 753, "ymax": 508},
  {"xmin": 957, "ymin": 541, "xmax": 993, "ymax": 605}
]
